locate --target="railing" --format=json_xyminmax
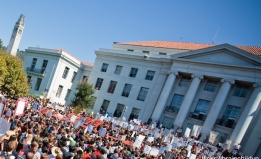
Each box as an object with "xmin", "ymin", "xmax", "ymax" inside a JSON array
[
  {"xmin": 215, "ymin": 118, "xmax": 236, "ymax": 129},
  {"xmin": 188, "ymin": 112, "xmax": 207, "ymax": 121},
  {"xmin": 165, "ymin": 106, "xmax": 180, "ymax": 114},
  {"xmin": 26, "ymin": 67, "xmax": 46, "ymax": 76}
]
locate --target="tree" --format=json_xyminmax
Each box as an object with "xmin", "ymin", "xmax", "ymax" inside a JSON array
[
  {"xmin": 71, "ymin": 81, "xmax": 95, "ymax": 111},
  {"xmin": 0, "ymin": 39, "xmax": 3, "ymax": 50},
  {"xmin": 0, "ymin": 50, "xmax": 29, "ymax": 96}
]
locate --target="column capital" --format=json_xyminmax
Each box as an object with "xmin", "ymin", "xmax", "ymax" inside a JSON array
[
  {"xmin": 253, "ymin": 83, "xmax": 261, "ymax": 87},
  {"xmin": 221, "ymin": 79, "xmax": 235, "ymax": 84},
  {"xmin": 191, "ymin": 74, "xmax": 204, "ymax": 80},
  {"xmin": 167, "ymin": 71, "xmax": 179, "ymax": 76}
]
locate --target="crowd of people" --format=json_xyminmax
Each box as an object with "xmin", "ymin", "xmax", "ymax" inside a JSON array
[{"xmin": 0, "ymin": 92, "xmax": 247, "ymax": 159}]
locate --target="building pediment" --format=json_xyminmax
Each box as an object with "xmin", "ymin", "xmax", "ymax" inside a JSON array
[{"xmin": 171, "ymin": 44, "xmax": 261, "ymax": 67}]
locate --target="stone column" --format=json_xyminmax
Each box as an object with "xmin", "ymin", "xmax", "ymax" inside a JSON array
[
  {"xmin": 229, "ymin": 84, "xmax": 261, "ymax": 150},
  {"xmin": 174, "ymin": 74, "xmax": 203, "ymax": 128},
  {"xmin": 151, "ymin": 71, "xmax": 178, "ymax": 122},
  {"xmin": 200, "ymin": 79, "xmax": 235, "ymax": 141}
]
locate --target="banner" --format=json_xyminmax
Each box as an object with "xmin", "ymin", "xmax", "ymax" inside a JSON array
[
  {"xmin": 14, "ymin": 98, "xmax": 26, "ymax": 116},
  {"xmin": 0, "ymin": 103, "xmax": 5, "ymax": 117},
  {"xmin": 150, "ymin": 147, "xmax": 159, "ymax": 157},
  {"xmin": 209, "ymin": 131, "xmax": 219, "ymax": 144},
  {"xmin": 84, "ymin": 125, "xmax": 93, "ymax": 133},
  {"xmin": 143, "ymin": 145, "xmax": 151, "ymax": 154},
  {"xmin": 134, "ymin": 135, "xmax": 145, "ymax": 148},
  {"xmin": 191, "ymin": 125, "xmax": 202, "ymax": 137},
  {"xmin": 99, "ymin": 128, "xmax": 107, "ymax": 137},
  {"xmin": 70, "ymin": 115, "xmax": 77, "ymax": 122}
]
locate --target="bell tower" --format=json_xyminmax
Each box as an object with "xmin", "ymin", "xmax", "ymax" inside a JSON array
[{"xmin": 7, "ymin": 14, "xmax": 25, "ymax": 56}]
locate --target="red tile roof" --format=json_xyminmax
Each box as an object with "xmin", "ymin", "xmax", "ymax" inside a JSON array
[
  {"xmin": 116, "ymin": 41, "xmax": 261, "ymax": 56},
  {"xmin": 81, "ymin": 62, "xmax": 94, "ymax": 66}
]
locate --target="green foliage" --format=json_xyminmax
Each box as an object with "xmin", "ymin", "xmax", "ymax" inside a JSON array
[
  {"xmin": 0, "ymin": 50, "xmax": 29, "ymax": 96},
  {"xmin": 71, "ymin": 81, "xmax": 95, "ymax": 110},
  {"xmin": 0, "ymin": 39, "xmax": 3, "ymax": 50}
]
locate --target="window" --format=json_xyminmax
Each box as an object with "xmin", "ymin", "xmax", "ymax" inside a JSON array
[
  {"xmin": 145, "ymin": 70, "xmax": 155, "ymax": 81},
  {"xmin": 56, "ymin": 85, "xmax": 63, "ymax": 98},
  {"xmin": 62, "ymin": 67, "xmax": 70, "ymax": 79},
  {"xmin": 166, "ymin": 94, "xmax": 184, "ymax": 113},
  {"xmin": 18, "ymin": 29, "xmax": 22, "ymax": 34},
  {"xmin": 218, "ymin": 106, "xmax": 240, "ymax": 128},
  {"xmin": 179, "ymin": 76, "xmax": 191, "ymax": 87},
  {"xmin": 159, "ymin": 52, "xmax": 167, "ymax": 55},
  {"xmin": 27, "ymin": 75, "xmax": 32, "ymax": 84},
  {"xmin": 101, "ymin": 100, "xmax": 110, "ymax": 113},
  {"xmin": 101, "ymin": 63, "xmax": 109, "ymax": 72},
  {"xmin": 108, "ymin": 81, "xmax": 117, "ymax": 94},
  {"xmin": 137, "ymin": 87, "xmax": 149, "ymax": 101},
  {"xmin": 192, "ymin": 99, "xmax": 210, "ymax": 121},
  {"xmin": 233, "ymin": 85, "xmax": 250, "ymax": 98},
  {"xmin": 71, "ymin": 72, "xmax": 77, "ymax": 82},
  {"xmin": 142, "ymin": 51, "xmax": 150, "ymax": 53},
  {"xmin": 194, "ymin": 99, "xmax": 210, "ymax": 114},
  {"xmin": 31, "ymin": 58, "xmax": 37, "ymax": 69},
  {"xmin": 34, "ymin": 78, "xmax": 42, "ymax": 91},
  {"xmin": 127, "ymin": 49, "xmax": 134, "ymax": 52},
  {"xmin": 64, "ymin": 89, "xmax": 71, "ymax": 100},
  {"xmin": 129, "ymin": 68, "xmax": 138, "ymax": 78},
  {"xmin": 113, "ymin": 103, "xmax": 125, "ymax": 118},
  {"xmin": 41, "ymin": 60, "xmax": 48, "ymax": 73},
  {"xmin": 129, "ymin": 108, "xmax": 141, "ymax": 120},
  {"xmin": 204, "ymin": 80, "xmax": 218, "ymax": 92},
  {"xmin": 82, "ymin": 76, "xmax": 88, "ymax": 82},
  {"xmin": 162, "ymin": 116, "xmax": 174, "ymax": 129},
  {"xmin": 122, "ymin": 84, "xmax": 132, "ymax": 97},
  {"xmin": 95, "ymin": 78, "xmax": 104, "ymax": 90},
  {"xmin": 114, "ymin": 65, "xmax": 123, "ymax": 75}
]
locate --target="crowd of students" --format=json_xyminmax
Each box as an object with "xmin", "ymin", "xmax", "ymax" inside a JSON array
[{"xmin": 0, "ymin": 93, "xmax": 246, "ymax": 159}]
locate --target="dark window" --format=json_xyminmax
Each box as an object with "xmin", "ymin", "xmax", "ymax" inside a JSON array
[
  {"xmin": 41, "ymin": 60, "xmax": 48, "ymax": 73},
  {"xmin": 127, "ymin": 49, "xmax": 134, "ymax": 52},
  {"xmin": 179, "ymin": 76, "xmax": 191, "ymax": 87},
  {"xmin": 56, "ymin": 85, "xmax": 63, "ymax": 98},
  {"xmin": 62, "ymin": 67, "xmax": 70, "ymax": 79},
  {"xmin": 34, "ymin": 78, "xmax": 42, "ymax": 91},
  {"xmin": 101, "ymin": 100, "xmax": 110, "ymax": 113},
  {"xmin": 159, "ymin": 52, "xmax": 167, "ymax": 55},
  {"xmin": 95, "ymin": 78, "xmax": 104, "ymax": 90},
  {"xmin": 204, "ymin": 80, "xmax": 218, "ymax": 92},
  {"xmin": 129, "ymin": 68, "xmax": 138, "ymax": 78},
  {"xmin": 31, "ymin": 58, "xmax": 37, "ymax": 69},
  {"xmin": 145, "ymin": 70, "xmax": 155, "ymax": 81},
  {"xmin": 142, "ymin": 51, "xmax": 150, "ymax": 53},
  {"xmin": 137, "ymin": 87, "xmax": 149, "ymax": 101},
  {"xmin": 82, "ymin": 76, "xmax": 88, "ymax": 82},
  {"xmin": 108, "ymin": 81, "xmax": 117, "ymax": 94},
  {"xmin": 122, "ymin": 84, "xmax": 132, "ymax": 97},
  {"xmin": 233, "ymin": 85, "xmax": 250, "ymax": 98},
  {"xmin": 114, "ymin": 65, "xmax": 123, "ymax": 75},
  {"xmin": 101, "ymin": 63, "xmax": 109, "ymax": 72}
]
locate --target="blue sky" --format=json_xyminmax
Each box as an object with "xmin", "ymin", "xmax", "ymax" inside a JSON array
[{"xmin": 1, "ymin": 1, "xmax": 261, "ymax": 63}]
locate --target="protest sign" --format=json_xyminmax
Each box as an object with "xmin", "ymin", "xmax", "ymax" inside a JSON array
[
  {"xmin": 147, "ymin": 137, "xmax": 154, "ymax": 142},
  {"xmin": 166, "ymin": 144, "xmax": 172, "ymax": 152},
  {"xmin": 163, "ymin": 129, "xmax": 170, "ymax": 137},
  {"xmin": 134, "ymin": 135, "xmax": 145, "ymax": 148},
  {"xmin": 209, "ymin": 131, "xmax": 219, "ymax": 144},
  {"xmin": 128, "ymin": 124, "xmax": 134, "ymax": 130},
  {"xmin": 150, "ymin": 147, "xmax": 159, "ymax": 157},
  {"xmin": 187, "ymin": 145, "xmax": 192, "ymax": 151},
  {"xmin": 0, "ymin": 118, "xmax": 10, "ymax": 136},
  {"xmin": 0, "ymin": 103, "xmax": 5, "ymax": 116},
  {"xmin": 86, "ymin": 125, "xmax": 93, "ymax": 133},
  {"xmin": 159, "ymin": 146, "xmax": 165, "ymax": 154},
  {"xmin": 14, "ymin": 98, "xmax": 26, "ymax": 116},
  {"xmin": 143, "ymin": 145, "xmax": 151, "ymax": 154},
  {"xmin": 190, "ymin": 154, "xmax": 196, "ymax": 159},
  {"xmin": 99, "ymin": 128, "xmax": 107, "ymax": 137},
  {"xmin": 47, "ymin": 110, "xmax": 52, "ymax": 118},
  {"xmin": 70, "ymin": 115, "xmax": 77, "ymax": 122},
  {"xmin": 172, "ymin": 143, "xmax": 178, "ymax": 149},
  {"xmin": 184, "ymin": 127, "xmax": 191, "ymax": 138}
]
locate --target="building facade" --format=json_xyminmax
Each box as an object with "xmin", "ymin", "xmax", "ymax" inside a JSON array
[
  {"xmin": 88, "ymin": 41, "xmax": 261, "ymax": 156},
  {"xmin": 23, "ymin": 47, "xmax": 93, "ymax": 105},
  {"xmin": 7, "ymin": 14, "xmax": 25, "ymax": 56}
]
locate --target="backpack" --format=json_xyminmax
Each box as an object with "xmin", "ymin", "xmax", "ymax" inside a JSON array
[{"xmin": 0, "ymin": 151, "xmax": 15, "ymax": 159}]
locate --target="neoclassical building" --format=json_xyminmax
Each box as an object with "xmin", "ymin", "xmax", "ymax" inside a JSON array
[{"xmin": 88, "ymin": 41, "xmax": 261, "ymax": 156}]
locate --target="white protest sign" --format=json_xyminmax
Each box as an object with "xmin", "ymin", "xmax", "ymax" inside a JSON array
[
  {"xmin": 47, "ymin": 110, "xmax": 52, "ymax": 118},
  {"xmin": 128, "ymin": 125, "xmax": 134, "ymax": 130},
  {"xmin": 163, "ymin": 137, "xmax": 170, "ymax": 143},
  {"xmin": 163, "ymin": 129, "xmax": 170, "ymax": 137},
  {"xmin": 143, "ymin": 145, "xmax": 151, "ymax": 154},
  {"xmin": 14, "ymin": 99, "xmax": 26, "ymax": 116},
  {"xmin": 171, "ymin": 137, "xmax": 179, "ymax": 144},
  {"xmin": 209, "ymin": 131, "xmax": 219, "ymax": 144},
  {"xmin": 131, "ymin": 131, "xmax": 136, "ymax": 137},
  {"xmin": 121, "ymin": 122, "xmax": 128, "ymax": 128},
  {"xmin": 147, "ymin": 137, "xmax": 154, "ymax": 142},
  {"xmin": 134, "ymin": 135, "xmax": 145, "ymax": 148},
  {"xmin": 189, "ymin": 154, "xmax": 196, "ymax": 159},
  {"xmin": 187, "ymin": 145, "xmax": 192, "ymax": 151},
  {"xmin": 172, "ymin": 143, "xmax": 178, "ymax": 149},
  {"xmin": 70, "ymin": 115, "xmax": 77, "ymax": 122},
  {"xmin": 184, "ymin": 127, "xmax": 191, "ymax": 138},
  {"xmin": 150, "ymin": 147, "xmax": 159, "ymax": 157},
  {"xmin": 187, "ymin": 151, "xmax": 191, "ymax": 158},
  {"xmin": 87, "ymin": 125, "xmax": 94, "ymax": 133},
  {"xmin": 166, "ymin": 144, "xmax": 172, "ymax": 152},
  {"xmin": 0, "ymin": 103, "xmax": 4, "ymax": 116},
  {"xmin": 74, "ymin": 121, "xmax": 81, "ymax": 129},
  {"xmin": 99, "ymin": 128, "xmax": 107, "ymax": 137}
]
